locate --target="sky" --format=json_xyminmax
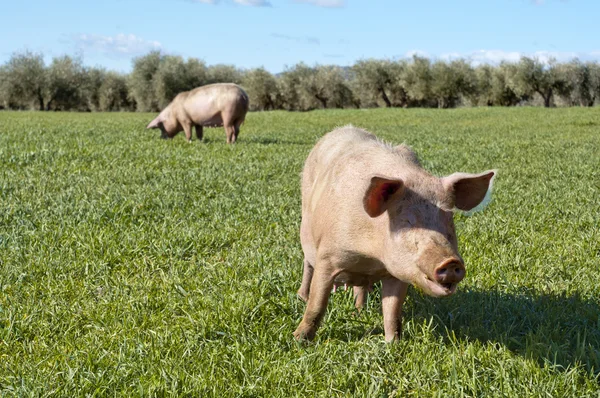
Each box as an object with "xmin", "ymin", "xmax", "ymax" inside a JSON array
[{"xmin": 1, "ymin": 0, "xmax": 598, "ymax": 73}]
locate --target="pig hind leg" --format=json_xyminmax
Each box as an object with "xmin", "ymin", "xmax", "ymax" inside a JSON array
[
  {"xmin": 233, "ymin": 119, "xmax": 243, "ymax": 142},
  {"xmin": 353, "ymin": 286, "xmax": 368, "ymax": 311},
  {"xmin": 297, "ymin": 259, "xmax": 314, "ymax": 302},
  {"xmin": 224, "ymin": 124, "xmax": 237, "ymax": 144}
]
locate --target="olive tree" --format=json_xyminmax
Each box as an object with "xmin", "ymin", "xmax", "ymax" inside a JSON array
[
  {"xmin": 152, "ymin": 55, "xmax": 191, "ymax": 109},
  {"xmin": 45, "ymin": 55, "xmax": 87, "ymax": 110},
  {"xmin": 278, "ymin": 64, "xmax": 306, "ymax": 110},
  {"xmin": 82, "ymin": 67, "xmax": 106, "ymax": 111},
  {"xmin": 99, "ymin": 72, "xmax": 131, "ymax": 111},
  {"xmin": 208, "ymin": 64, "xmax": 243, "ymax": 84},
  {"xmin": 352, "ymin": 59, "xmax": 406, "ymax": 108},
  {"xmin": 297, "ymin": 65, "xmax": 355, "ymax": 109},
  {"xmin": 0, "ymin": 51, "xmax": 47, "ymax": 110},
  {"xmin": 558, "ymin": 60, "xmax": 600, "ymax": 107},
  {"xmin": 128, "ymin": 51, "xmax": 161, "ymax": 112},
  {"xmin": 242, "ymin": 67, "xmax": 280, "ymax": 111},
  {"xmin": 505, "ymin": 56, "xmax": 571, "ymax": 108},
  {"xmin": 401, "ymin": 56, "xmax": 434, "ymax": 107},
  {"xmin": 429, "ymin": 59, "xmax": 476, "ymax": 108}
]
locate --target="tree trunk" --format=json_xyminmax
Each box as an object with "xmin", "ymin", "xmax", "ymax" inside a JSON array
[
  {"xmin": 37, "ymin": 91, "xmax": 44, "ymax": 111},
  {"xmin": 315, "ymin": 94, "xmax": 328, "ymax": 109},
  {"xmin": 379, "ymin": 87, "xmax": 392, "ymax": 108},
  {"xmin": 537, "ymin": 88, "xmax": 552, "ymax": 108}
]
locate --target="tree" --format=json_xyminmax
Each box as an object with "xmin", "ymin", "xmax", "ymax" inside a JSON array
[
  {"xmin": 429, "ymin": 59, "xmax": 476, "ymax": 108},
  {"xmin": 128, "ymin": 51, "xmax": 161, "ymax": 112},
  {"xmin": 352, "ymin": 59, "xmax": 406, "ymax": 108},
  {"xmin": 278, "ymin": 64, "xmax": 305, "ymax": 111},
  {"xmin": 242, "ymin": 67, "xmax": 280, "ymax": 111},
  {"xmin": 294, "ymin": 65, "xmax": 355, "ymax": 109},
  {"xmin": 558, "ymin": 60, "xmax": 600, "ymax": 107},
  {"xmin": 588, "ymin": 62, "xmax": 600, "ymax": 106},
  {"xmin": 183, "ymin": 57, "xmax": 209, "ymax": 90},
  {"xmin": 474, "ymin": 63, "xmax": 522, "ymax": 106},
  {"xmin": 45, "ymin": 55, "xmax": 87, "ymax": 110},
  {"xmin": 0, "ymin": 51, "xmax": 47, "ymax": 110},
  {"xmin": 152, "ymin": 55, "xmax": 191, "ymax": 109},
  {"xmin": 99, "ymin": 72, "xmax": 131, "ymax": 111},
  {"xmin": 208, "ymin": 64, "xmax": 243, "ymax": 84},
  {"xmin": 402, "ymin": 56, "xmax": 434, "ymax": 107},
  {"xmin": 505, "ymin": 56, "xmax": 571, "ymax": 108},
  {"xmin": 82, "ymin": 67, "xmax": 106, "ymax": 111}
]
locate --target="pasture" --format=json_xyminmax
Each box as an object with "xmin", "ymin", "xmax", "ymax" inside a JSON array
[{"xmin": 0, "ymin": 108, "xmax": 599, "ymax": 396}]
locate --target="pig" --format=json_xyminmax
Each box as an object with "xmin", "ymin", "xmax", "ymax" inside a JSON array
[
  {"xmin": 294, "ymin": 126, "xmax": 496, "ymax": 342},
  {"xmin": 146, "ymin": 83, "xmax": 249, "ymax": 144}
]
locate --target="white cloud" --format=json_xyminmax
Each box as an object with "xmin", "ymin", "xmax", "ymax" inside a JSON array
[
  {"xmin": 405, "ymin": 49, "xmax": 592, "ymax": 65},
  {"xmin": 271, "ymin": 33, "xmax": 320, "ymax": 45},
  {"xmin": 293, "ymin": 0, "xmax": 345, "ymax": 8},
  {"xmin": 467, "ymin": 50, "xmax": 523, "ymax": 64},
  {"xmin": 75, "ymin": 33, "xmax": 161, "ymax": 57},
  {"xmin": 234, "ymin": 0, "xmax": 272, "ymax": 5}
]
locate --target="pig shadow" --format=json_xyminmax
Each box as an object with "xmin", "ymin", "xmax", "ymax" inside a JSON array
[
  {"xmin": 243, "ymin": 136, "xmax": 311, "ymax": 146},
  {"xmin": 331, "ymin": 287, "xmax": 600, "ymax": 374},
  {"xmin": 415, "ymin": 288, "xmax": 600, "ymax": 374}
]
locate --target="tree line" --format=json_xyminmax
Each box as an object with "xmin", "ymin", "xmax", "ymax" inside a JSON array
[{"xmin": 1, "ymin": 50, "xmax": 599, "ymax": 112}]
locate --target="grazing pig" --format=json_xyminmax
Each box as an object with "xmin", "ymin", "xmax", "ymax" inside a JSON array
[
  {"xmin": 146, "ymin": 83, "xmax": 249, "ymax": 144},
  {"xmin": 294, "ymin": 126, "xmax": 496, "ymax": 342}
]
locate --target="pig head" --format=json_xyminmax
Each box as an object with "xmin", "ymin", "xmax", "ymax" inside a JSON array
[{"xmin": 294, "ymin": 126, "xmax": 496, "ymax": 342}]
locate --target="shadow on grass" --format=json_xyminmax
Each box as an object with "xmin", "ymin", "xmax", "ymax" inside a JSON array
[
  {"xmin": 241, "ymin": 136, "xmax": 311, "ymax": 146},
  {"xmin": 326, "ymin": 288, "xmax": 600, "ymax": 374},
  {"xmin": 422, "ymin": 289, "xmax": 600, "ymax": 374}
]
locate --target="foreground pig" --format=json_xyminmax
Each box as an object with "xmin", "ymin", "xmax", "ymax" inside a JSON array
[
  {"xmin": 146, "ymin": 83, "xmax": 249, "ymax": 144},
  {"xmin": 294, "ymin": 126, "xmax": 496, "ymax": 342}
]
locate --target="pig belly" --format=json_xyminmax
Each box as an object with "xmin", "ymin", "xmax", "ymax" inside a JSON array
[
  {"xmin": 333, "ymin": 271, "xmax": 389, "ymax": 287},
  {"xmin": 197, "ymin": 114, "xmax": 223, "ymax": 128}
]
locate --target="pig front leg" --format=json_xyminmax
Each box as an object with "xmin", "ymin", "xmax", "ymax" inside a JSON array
[
  {"xmin": 293, "ymin": 265, "xmax": 334, "ymax": 341},
  {"xmin": 297, "ymin": 259, "xmax": 313, "ymax": 302},
  {"xmin": 182, "ymin": 121, "xmax": 193, "ymax": 143},
  {"xmin": 381, "ymin": 278, "xmax": 409, "ymax": 342}
]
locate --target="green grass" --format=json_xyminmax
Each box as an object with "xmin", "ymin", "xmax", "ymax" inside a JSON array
[{"xmin": 1, "ymin": 107, "xmax": 599, "ymax": 397}]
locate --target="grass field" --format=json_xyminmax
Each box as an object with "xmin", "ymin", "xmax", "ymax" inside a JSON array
[{"xmin": 1, "ymin": 108, "xmax": 599, "ymax": 396}]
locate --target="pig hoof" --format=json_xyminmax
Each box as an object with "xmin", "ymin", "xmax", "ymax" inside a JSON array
[
  {"xmin": 293, "ymin": 325, "xmax": 316, "ymax": 341},
  {"xmin": 296, "ymin": 290, "xmax": 309, "ymax": 302}
]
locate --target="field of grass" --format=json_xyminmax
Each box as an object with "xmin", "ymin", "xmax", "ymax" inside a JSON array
[{"xmin": 1, "ymin": 107, "xmax": 599, "ymax": 396}]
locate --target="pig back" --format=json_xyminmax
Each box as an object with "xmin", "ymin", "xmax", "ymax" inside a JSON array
[{"xmin": 183, "ymin": 83, "xmax": 249, "ymax": 125}]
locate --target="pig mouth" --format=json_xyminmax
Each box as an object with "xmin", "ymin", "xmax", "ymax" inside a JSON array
[{"xmin": 422, "ymin": 275, "xmax": 457, "ymax": 297}]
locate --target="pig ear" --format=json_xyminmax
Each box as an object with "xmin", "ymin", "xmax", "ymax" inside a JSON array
[
  {"xmin": 442, "ymin": 170, "xmax": 496, "ymax": 211},
  {"xmin": 363, "ymin": 176, "xmax": 404, "ymax": 218},
  {"xmin": 146, "ymin": 116, "xmax": 162, "ymax": 129}
]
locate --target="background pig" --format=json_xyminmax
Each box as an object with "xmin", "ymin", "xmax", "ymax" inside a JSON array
[
  {"xmin": 295, "ymin": 126, "xmax": 496, "ymax": 342},
  {"xmin": 146, "ymin": 83, "xmax": 249, "ymax": 144}
]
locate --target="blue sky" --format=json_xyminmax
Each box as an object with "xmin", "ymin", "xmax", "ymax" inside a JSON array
[{"xmin": 1, "ymin": 0, "xmax": 597, "ymax": 73}]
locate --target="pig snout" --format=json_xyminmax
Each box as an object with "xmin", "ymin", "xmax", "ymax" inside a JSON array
[{"xmin": 434, "ymin": 258, "xmax": 465, "ymax": 289}]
